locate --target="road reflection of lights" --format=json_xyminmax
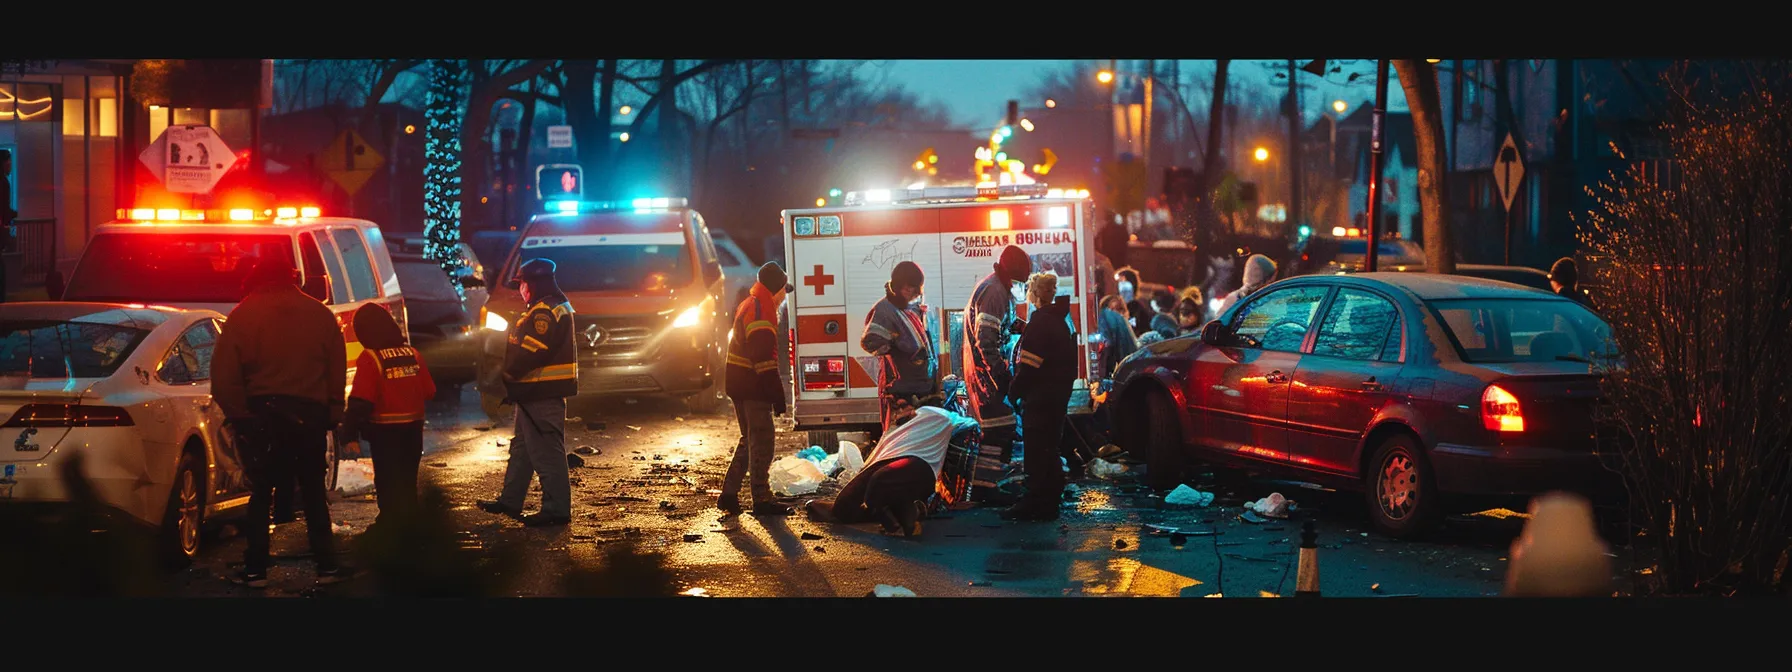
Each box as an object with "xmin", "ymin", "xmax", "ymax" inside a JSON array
[{"xmin": 1069, "ymin": 557, "xmax": 1200, "ymax": 596}]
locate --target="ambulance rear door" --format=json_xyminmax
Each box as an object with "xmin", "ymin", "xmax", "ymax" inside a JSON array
[{"xmin": 783, "ymin": 210, "xmax": 873, "ymax": 432}]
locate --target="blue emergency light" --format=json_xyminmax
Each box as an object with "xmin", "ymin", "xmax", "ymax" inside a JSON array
[{"xmin": 543, "ymin": 197, "xmax": 691, "ymax": 214}]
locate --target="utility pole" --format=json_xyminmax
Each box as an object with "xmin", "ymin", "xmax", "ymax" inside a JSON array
[
  {"xmin": 1286, "ymin": 59, "xmax": 1303, "ymax": 230},
  {"xmin": 1143, "ymin": 59, "xmax": 1155, "ymax": 169},
  {"xmin": 1364, "ymin": 59, "xmax": 1391, "ymax": 273}
]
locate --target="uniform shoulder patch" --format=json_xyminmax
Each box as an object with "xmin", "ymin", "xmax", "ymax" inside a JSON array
[{"xmin": 533, "ymin": 313, "xmax": 552, "ymax": 335}]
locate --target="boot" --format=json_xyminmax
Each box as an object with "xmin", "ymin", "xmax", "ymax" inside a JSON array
[{"xmin": 717, "ymin": 493, "xmax": 743, "ymax": 515}]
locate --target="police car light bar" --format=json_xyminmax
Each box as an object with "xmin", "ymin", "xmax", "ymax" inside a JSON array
[
  {"xmin": 545, "ymin": 197, "xmax": 689, "ymax": 213},
  {"xmin": 116, "ymin": 206, "xmax": 322, "ymax": 223},
  {"xmin": 843, "ymin": 183, "xmax": 1065, "ymax": 206}
]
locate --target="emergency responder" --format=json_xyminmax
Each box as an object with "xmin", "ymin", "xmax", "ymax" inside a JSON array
[
  {"xmin": 1002, "ymin": 272, "xmax": 1078, "ymax": 521},
  {"xmin": 214, "ymin": 257, "xmax": 349, "ymax": 588},
  {"xmin": 476, "ymin": 258, "xmax": 578, "ymax": 527},
  {"xmin": 720, "ymin": 262, "xmax": 795, "ymax": 516},
  {"xmin": 861, "ymin": 260, "xmax": 939, "ymax": 433},
  {"xmin": 963, "ymin": 244, "xmax": 1032, "ymax": 504},
  {"xmin": 340, "ymin": 303, "xmax": 436, "ymax": 526}
]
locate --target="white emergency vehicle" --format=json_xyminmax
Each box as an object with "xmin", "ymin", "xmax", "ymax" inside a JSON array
[{"xmin": 780, "ymin": 183, "xmax": 1100, "ymax": 447}]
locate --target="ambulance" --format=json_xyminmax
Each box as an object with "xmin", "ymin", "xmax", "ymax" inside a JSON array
[{"xmin": 780, "ymin": 183, "xmax": 1100, "ymax": 447}]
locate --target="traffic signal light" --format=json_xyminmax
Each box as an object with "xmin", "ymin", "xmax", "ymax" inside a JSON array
[
  {"xmin": 829, "ymin": 188, "xmax": 843, "ymax": 198},
  {"xmin": 536, "ymin": 164, "xmax": 582, "ymax": 201},
  {"xmin": 1007, "ymin": 100, "xmax": 1019, "ymax": 127}
]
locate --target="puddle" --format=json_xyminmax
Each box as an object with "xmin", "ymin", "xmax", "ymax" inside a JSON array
[{"xmin": 1069, "ymin": 557, "xmax": 1201, "ymax": 596}]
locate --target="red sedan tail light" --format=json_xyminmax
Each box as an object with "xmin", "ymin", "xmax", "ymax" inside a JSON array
[
  {"xmin": 2, "ymin": 404, "xmax": 135, "ymax": 427},
  {"xmin": 1481, "ymin": 385, "xmax": 1524, "ymax": 432}
]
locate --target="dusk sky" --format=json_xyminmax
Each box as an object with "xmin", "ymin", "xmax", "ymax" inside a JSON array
[{"xmin": 865, "ymin": 59, "xmax": 1407, "ymax": 129}]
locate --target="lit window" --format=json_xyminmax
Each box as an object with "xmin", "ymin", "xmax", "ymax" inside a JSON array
[
  {"xmin": 96, "ymin": 98, "xmax": 117, "ymax": 137},
  {"xmin": 63, "ymin": 99, "xmax": 85, "ymax": 136}
]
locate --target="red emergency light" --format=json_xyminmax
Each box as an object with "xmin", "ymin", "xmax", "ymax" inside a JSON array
[{"xmin": 115, "ymin": 205, "xmax": 322, "ymax": 223}]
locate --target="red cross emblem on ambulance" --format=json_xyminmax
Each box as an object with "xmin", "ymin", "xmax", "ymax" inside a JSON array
[{"xmin": 803, "ymin": 264, "xmax": 835, "ymax": 295}]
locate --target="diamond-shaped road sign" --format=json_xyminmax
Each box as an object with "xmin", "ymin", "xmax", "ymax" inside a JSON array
[
  {"xmin": 138, "ymin": 125, "xmax": 238, "ymax": 194},
  {"xmin": 1493, "ymin": 133, "xmax": 1525, "ymax": 212},
  {"xmin": 320, "ymin": 129, "xmax": 386, "ymax": 196}
]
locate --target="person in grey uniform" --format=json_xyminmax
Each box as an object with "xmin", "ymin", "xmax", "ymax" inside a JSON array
[
  {"xmin": 962, "ymin": 245, "xmax": 1032, "ymax": 505},
  {"xmin": 477, "ymin": 259, "xmax": 578, "ymax": 527},
  {"xmin": 861, "ymin": 260, "xmax": 940, "ymax": 433}
]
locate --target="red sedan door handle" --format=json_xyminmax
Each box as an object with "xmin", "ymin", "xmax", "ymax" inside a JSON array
[
  {"xmin": 1361, "ymin": 377, "xmax": 1382, "ymax": 391},
  {"xmin": 1266, "ymin": 370, "xmax": 1289, "ymax": 384}
]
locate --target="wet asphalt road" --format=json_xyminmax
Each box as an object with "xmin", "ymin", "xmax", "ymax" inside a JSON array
[{"xmin": 171, "ymin": 388, "xmax": 1644, "ymax": 598}]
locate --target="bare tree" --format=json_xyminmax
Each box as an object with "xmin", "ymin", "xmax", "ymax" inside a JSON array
[{"xmin": 1392, "ymin": 60, "xmax": 1457, "ymax": 274}]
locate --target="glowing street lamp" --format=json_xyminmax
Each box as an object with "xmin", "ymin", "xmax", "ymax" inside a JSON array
[
  {"xmin": 1097, "ymin": 70, "xmax": 1114, "ymax": 84},
  {"xmin": 815, "ymin": 197, "xmax": 826, "ymax": 207},
  {"xmin": 1254, "ymin": 147, "xmax": 1270, "ymax": 162},
  {"xmin": 1045, "ymin": 98, "xmax": 1057, "ymax": 108},
  {"xmin": 619, "ymin": 105, "xmax": 633, "ymax": 115},
  {"xmin": 1332, "ymin": 100, "xmax": 1348, "ymax": 113}
]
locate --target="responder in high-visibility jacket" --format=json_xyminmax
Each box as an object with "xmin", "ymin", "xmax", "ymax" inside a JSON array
[
  {"xmin": 961, "ymin": 244, "xmax": 1033, "ymax": 504},
  {"xmin": 477, "ymin": 258, "xmax": 578, "ymax": 527},
  {"xmin": 340, "ymin": 303, "xmax": 436, "ymax": 526},
  {"xmin": 720, "ymin": 262, "xmax": 794, "ymax": 517},
  {"xmin": 861, "ymin": 260, "xmax": 940, "ymax": 434},
  {"xmin": 1002, "ymin": 272, "xmax": 1078, "ymax": 522}
]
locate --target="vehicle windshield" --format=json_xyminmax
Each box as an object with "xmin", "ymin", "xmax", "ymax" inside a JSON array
[
  {"xmin": 511, "ymin": 238, "xmax": 692, "ymax": 293},
  {"xmin": 63, "ymin": 233, "xmax": 296, "ymax": 304},
  {"xmin": 1428, "ymin": 298, "xmax": 1615, "ymax": 364},
  {"xmin": 393, "ymin": 259, "xmax": 462, "ymax": 303},
  {"xmin": 0, "ymin": 319, "xmax": 151, "ymax": 379}
]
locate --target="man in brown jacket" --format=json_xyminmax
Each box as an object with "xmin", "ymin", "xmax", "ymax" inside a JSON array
[{"xmin": 213, "ymin": 257, "xmax": 350, "ymax": 588}]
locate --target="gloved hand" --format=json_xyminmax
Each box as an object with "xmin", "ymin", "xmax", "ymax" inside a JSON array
[{"xmin": 1008, "ymin": 318, "xmax": 1028, "ymax": 335}]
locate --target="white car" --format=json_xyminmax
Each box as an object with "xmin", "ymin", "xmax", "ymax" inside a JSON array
[
  {"xmin": 710, "ymin": 228, "xmax": 758, "ymax": 309},
  {"xmin": 0, "ymin": 302, "xmax": 240, "ymax": 567}
]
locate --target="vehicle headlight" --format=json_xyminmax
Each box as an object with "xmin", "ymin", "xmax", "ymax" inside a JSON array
[
  {"xmin": 483, "ymin": 311, "xmax": 510, "ymax": 332},
  {"xmin": 672, "ymin": 306, "xmax": 702, "ymax": 329}
]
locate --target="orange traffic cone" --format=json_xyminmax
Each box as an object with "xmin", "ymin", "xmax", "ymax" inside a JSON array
[{"xmin": 1295, "ymin": 520, "xmax": 1321, "ymax": 597}]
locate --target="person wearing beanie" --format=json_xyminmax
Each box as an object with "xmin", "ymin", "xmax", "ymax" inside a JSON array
[
  {"xmin": 959, "ymin": 244, "xmax": 1032, "ymax": 504},
  {"xmin": 1001, "ymin": 272, "xmax": 1077, "ymax": 521},
  {"xmin": 1549, "ymin": 257, "xmax": 1595, "ymax": 309},
  {"xmin": 1216, "ymin": 254, "xmax": 1278, "ymax": 316},
  {"xmin": 340, "ymin": 303, "xmax": 436, "ymax": 527},
  {"xmin": 862, "ymin": 260, "xmax": 939, "ymax": 432},
  {"xmin": 719, "ymin": 261, "xmax": 795, "ymax": 516},
  {"xmin": 478, "ymin": 257, "xmax": 579, "ymax": 527},
  {"xmin": 213, "ymin": 255, "xmax": 350, "ymax": 587}
]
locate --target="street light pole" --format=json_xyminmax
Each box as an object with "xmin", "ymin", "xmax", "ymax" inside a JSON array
[{"xmin": 1363, "ymin": 60, "xmax": 1391, "ymax": 273}]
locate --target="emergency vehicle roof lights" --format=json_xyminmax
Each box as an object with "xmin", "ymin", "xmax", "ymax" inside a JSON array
[
  {"xmin": 842, "ymin": 183, "xmax": 1058, "ymax": 207},
  {"xmin": 116, "ymin": 205, "xmax": 322, "ymax": 223},
  {"xmin": 547, "ymin": 198, "xmax": 689, "ymax": 214}
]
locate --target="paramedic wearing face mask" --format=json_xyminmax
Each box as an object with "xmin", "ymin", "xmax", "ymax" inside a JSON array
[
  {"xmin": 961, "ymin": 245, "xmax": 1032, "ymax": 505},
  {"xmin": 1113, "ymin": 268, "xmax": 1153, "ymax": 337}
]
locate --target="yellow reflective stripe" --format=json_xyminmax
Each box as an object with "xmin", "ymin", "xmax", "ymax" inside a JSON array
[
  {"xmin": 727, "ymin": 353, "xmax": 754, "ymax": 368},
  {"xmin": 521, "ymin": 336, "xmax": 548, "ymax": 352},
  {"xmin": 529, "ymin": 301, "xmax": 551, "ymax": 313},
  {"xmin": 372, "ymin": 411, "xmax": 426, "ymax": 424},
  {"xmin": 552, "ymin": 302, "xmax": 574, "ymax": 320},
  {"xmin": 745, "ymin": 320, "xmax": 775, "ymax": 335},
  {"xmin": 1018, "ymin": 350, "xmax": 1044, "ymax": 368},
  {"xmin": 753, "ymin": 361, "xmax": 777, "ymax": 373},
  {"xmin": 517, "ymin": 363, "xmax": 577, "ymax": 382}
]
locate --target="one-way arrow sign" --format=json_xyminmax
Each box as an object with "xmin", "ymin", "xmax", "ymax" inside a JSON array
[{"xmin": 1493, "ymin": 133, "xmax": 1525, "ymax": 212}]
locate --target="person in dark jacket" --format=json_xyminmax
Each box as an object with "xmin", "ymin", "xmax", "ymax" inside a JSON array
[
  {"xmin": 1113, "ymin": 268, "xmax": 1153, "ymax": 337},
  {"xmin": 213, "ymin": 256, "xmax": 349, "ymax": 588},
  {"xmin": 1096, "ymin": 294, "xmax": 1138, "ymax": 379},
  {"xmin": 1549, "ymin": 257, "xmax": 1596, "ymax": 310},
  {"xmin": 1002, "ymin": 272, "xmax": 1077, "ymax": 521},
  {"xmin": 340, "ymin": 304, "xmax": 436, "ymax": 526},
  {"xmin": 1148, "ymin": 289, "xmax": 1179, "ymax": 339},
  {"xmin": 477, "ymin": 258, "xmax": 578, "ymax": 527},
  {"xmin": 962, "ymin": 245, "xmax": 1032, "ymax": 504},
  {"xmin": 719, "ymin": 262, "xmax": 794, "ymax": 516},
  {"xmin": 862, "ymin": 260, "xmax": 939, "ymax": 433}
]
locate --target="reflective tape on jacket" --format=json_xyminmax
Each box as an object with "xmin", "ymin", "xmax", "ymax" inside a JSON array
[
  {"xmin": 372, "ymin": 410, "xmax": 426, "ymax": 424},
  {"xmin": 516, "ymin": 362, "xmax": 577, "ymax": 383}
]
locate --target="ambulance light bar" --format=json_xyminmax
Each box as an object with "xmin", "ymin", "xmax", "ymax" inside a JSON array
[
  {"xmin": 116, "ymin": 206, "xmax": 321, "ymax": 223},
  {"xmin": 546, "ymin": 197, "xmax": 689, "ymax": 213},
  {"xmin": 843, "ymin": 183, "xmax": 1072, "ymax": 206}
]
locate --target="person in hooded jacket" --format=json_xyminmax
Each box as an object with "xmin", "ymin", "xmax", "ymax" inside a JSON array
[
  {"xmin": 861, "ymin": 260, "xmax": 939, "ymax": 433},
  {"xmin": 962, "ymin": 245, "xmax": 1032, "ymax": 504},
  {"xmin": 339, "ymin": 304, "xmax": 436, "ymax": 526},
  {"xmin": 1549, "ymin": 257, "xmax": 1597, "ymax": 311},
  {"xmin": 1002, "ymin": 272, "xmax": 1077, "ymax": 521},
  {"xmin": 1217, "ymin": 254, "xmax": 1278, "ymax": 316}
]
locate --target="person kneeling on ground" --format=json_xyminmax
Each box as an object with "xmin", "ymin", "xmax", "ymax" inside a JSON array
[{"xmin": 805, "ymin": 403, "xmax": 978, "ymax": 537}]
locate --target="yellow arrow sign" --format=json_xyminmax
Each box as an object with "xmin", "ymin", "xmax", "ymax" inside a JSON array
[{"xmin": 1037, "ymin": 148, "xmax": 1057, "ymax": 175}]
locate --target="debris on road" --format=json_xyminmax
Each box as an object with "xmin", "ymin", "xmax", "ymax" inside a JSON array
[
  {"xmin": 684, "ymin": 533, "xmax": 704, "ymax": 542},
  {"xmin": 567, "ymin": 453, "xmax": 585, "ymax": 468},
  {"xmin": 1086, "ymin": 458, "xmax": 1128, "ymax": 479},
  {"xmin": 574, "ymin": 446, "xmax": 600, "ymax": 456},
  {"xmin": 1244, "ymin": 492, "xmax": 1295, "ymax": 519},
  {"xmin": 869, "ymin": 584, "xmax": 916, "ymax": 597},
  {"xmin": 1114, "ymin": 539, "xmax": 1130, "ymax": 550},
  {"xmin": 1096, "ymin": 443, "xmax": 1125, "ymax": 460},
  {"xmin": 813, "ymin": 546, "xmax": 826, "ymax": 553},
  {"xmin": 1240, "ymin": 511, "xmax": 1270, "ymax": 524},
  {"xmin": 1164, "ymin": 484, "xmax": 1216, "ymax": 507},
  {"xmin": 768, "ymin": 455, "xmax": 826, "ymax": 496},
  {"xmin": 627, "ymin": 425, "xmax": 643, "ymax": 431},
  {"xmin": 659, "ymin": 500, "xmax": 676, "ymax": 510},
  {"xmin": 428, "ymin": 462, "xmax": 448, "ymax": 468},
  {"xmin": 801, "ymin": 532, "xmax": 824, "ymax": 540}
]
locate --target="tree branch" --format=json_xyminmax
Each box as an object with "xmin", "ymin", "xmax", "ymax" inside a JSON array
[
  {"xmin": 628, "ymin": 60, "xmax": 741, "ymax": 134},
  {"xmin": 361, "ymin": 59, "xmax": 420, "ymax": 117}
]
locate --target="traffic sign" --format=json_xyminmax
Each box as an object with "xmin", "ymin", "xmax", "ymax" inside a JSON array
[
  {"xmin": 320, "ymin": 129, "xmax": 385, "ymax": 196},
  {"xmin": 138, "ymin": 125, "xmax": 238, "ymax": 194},
  {"xmin": 1493, "ymin": 133, "xmax": 1525, "ymax": 212},
  {"xmin": 547, "ymin": 125, "xmax": 573, "ymax": 148}
]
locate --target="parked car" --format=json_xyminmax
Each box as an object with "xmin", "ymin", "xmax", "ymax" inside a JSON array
[
  {"xmin": 1332, "ymin": 264, "xmax": 1555, "ymax": 292},
  {"xmin": 1109, "ymin": 272, "xmax": 1621, "ymax": 538},
  {"xmin": 0, "ymin": 302, "xmax": 240, "ymax": 566},
  {"xmin": 389, "ymin": 251, "xmax": 482, "ymax": 393},
  {"xmin": 709, "ymin": 228, "xmax": 759, "ymax": 308},
  {"xmin": 389, "ymin": 236, "xmax": 489, "ymax": 314}
]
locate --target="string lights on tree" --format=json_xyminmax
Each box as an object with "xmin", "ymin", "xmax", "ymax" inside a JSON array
[{"xmin": 423, "ymin": 59, "xmax": 469, "ymax": 298}]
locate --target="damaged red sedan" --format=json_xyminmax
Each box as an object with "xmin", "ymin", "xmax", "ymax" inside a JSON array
[{"xmin": 1108, "ymin": 272, "xmax": 1622, "ymax": 538}]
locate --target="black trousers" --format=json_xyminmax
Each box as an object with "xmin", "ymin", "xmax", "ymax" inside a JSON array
[
  {"xmin": 368, "ymin": 421, "xmax": 424, "ymax": 523},
  {"xmin": 829, "ymin": 456, "xmax": 935, "ymax": 524},
  {"xmin": 240, "ymin": 395, "xmax": 337, "ymax": 573},
  {"xmin": 1020, "ymin": 399, "xmax": 1069, "ymax": 505}
]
